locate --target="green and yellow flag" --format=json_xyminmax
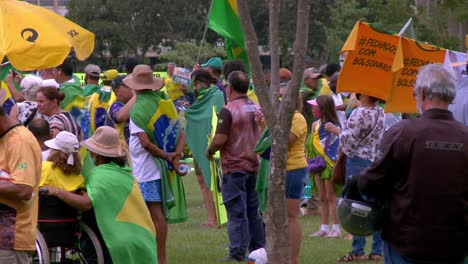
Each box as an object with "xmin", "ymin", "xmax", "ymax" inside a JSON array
[
  {"xmin": 0, "ymin": 63, "xmax": 21, "ymax": 115},
  {"xmin": 130, "ymin": 90, "xmax": 188, "ymax": 223},
  {"xmin": 208, "ymin": 0, "xmax": 249, "ymax": 69},
  {"xmin": 86, "ymin": 163, "xmax": 157, "ymax": 264}
]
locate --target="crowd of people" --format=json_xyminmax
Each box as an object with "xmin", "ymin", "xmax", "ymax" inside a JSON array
[{"xmin": 0, "ymin": 53, "xmax": 466, "ymax": 264}]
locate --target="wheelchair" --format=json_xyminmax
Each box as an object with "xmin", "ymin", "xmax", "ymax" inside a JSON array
[{"xmin": 31, "ymin": 189, "xmax": 104, "ymax": 264}]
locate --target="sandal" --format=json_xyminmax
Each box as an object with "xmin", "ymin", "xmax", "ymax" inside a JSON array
[
  {"xmin": 368, "ymin": 254, "xmax": 383, "ymax": 262},
  {"xmin": 336, "ymin": 252, "xmax": 368, "ymax": 262}
]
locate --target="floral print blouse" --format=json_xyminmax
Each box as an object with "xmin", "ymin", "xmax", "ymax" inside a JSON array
[{"xmin": 339, "ymin": 106, "xmax": 385, "ymax": 162}]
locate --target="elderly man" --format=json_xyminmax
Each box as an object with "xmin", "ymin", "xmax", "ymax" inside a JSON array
[
  {"xmin": 0, "ymin": 107, "xmax": 42, "ymax": 263},
  {"xmin": 358, "ymin": 64, "xmax": 468, "ymax": 264}
]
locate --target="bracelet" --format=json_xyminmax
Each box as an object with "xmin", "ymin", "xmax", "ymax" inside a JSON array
[
  {"xmin": 164, "ymin": 152, "xmax": 169, "ymax": 160},
  {"xmin": 55, "ymin": 188, "xmax": 59, "ymax": 197}
]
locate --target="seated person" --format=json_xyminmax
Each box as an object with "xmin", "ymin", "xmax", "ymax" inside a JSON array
[
  {"xmin": 40, "ymin": 131, "xmax": 84, "ymax": 192},
  {"xmin": 40, "ymin": 126, "xmax": 157, "ymax": 264}
]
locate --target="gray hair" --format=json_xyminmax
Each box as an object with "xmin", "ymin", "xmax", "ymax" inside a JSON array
[
  {"xmin": 20, "ymin": 75, "xmax": 43, "ymax": 101},
  {"xmin": 414, "ymin": 63, "xmax": 456, "ymax": 103}
]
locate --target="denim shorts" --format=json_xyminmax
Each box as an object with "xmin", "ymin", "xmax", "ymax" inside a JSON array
[
  {"xmin": 285, "ymin": 167, "xmax": 308, "ymax": 199},
  {"xmin": 138, "ymin": 179, "xmax": 161, "ymax": 202}
]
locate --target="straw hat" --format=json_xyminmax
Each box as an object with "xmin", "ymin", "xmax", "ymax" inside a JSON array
[
  {"xmin": 80, "ymin": 126, "xmax": 125, "ymax": 157},
  {"xmin": 123, "ymin": 64, "xmax": 163, "ymax": 91}
]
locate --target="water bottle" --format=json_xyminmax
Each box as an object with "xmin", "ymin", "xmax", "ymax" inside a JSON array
[{"xmin": 178, "ymin": 163, "xmax": 190, "ymax": 175}]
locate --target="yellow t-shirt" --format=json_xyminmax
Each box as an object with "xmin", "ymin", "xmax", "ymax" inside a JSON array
[
  {"xmin": 287, "ymin": 112, "xmax": 308, "ymax": 170},
  {"xmin": 40, "ymin": 161, "xmax": 85, "ymax": 192},
  {"xmin": 0, "ymin": 125, "xmax": 42, "ymax": 251},
  {"xmin": 163, "ymin": 75, "xmax": 184, "ymax": 101}
]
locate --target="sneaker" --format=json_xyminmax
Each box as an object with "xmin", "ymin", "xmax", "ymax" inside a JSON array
[
  {"xmin": 309, "ymin": 229, "xmax": 328, "ymax": 237},
  {"xmin": 325, "ymin": 229, "xmax": 341, "ymax": 238}
]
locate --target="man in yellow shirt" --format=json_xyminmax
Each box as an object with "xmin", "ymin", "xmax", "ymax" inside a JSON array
[
  {"xmin": 163, "ymin": 63, "xmax": 185, "ymax": 102},
  {"xmin": 0, "ymin": 107, "xmax": 42, "ymax": 263}
]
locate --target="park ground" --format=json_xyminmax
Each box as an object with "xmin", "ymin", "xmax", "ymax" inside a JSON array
[{"xmin": 167, "ymin": 169, "xmax": 382, "ymax": 263}]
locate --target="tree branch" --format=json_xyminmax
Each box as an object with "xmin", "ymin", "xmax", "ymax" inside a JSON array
[
  {"xmin": 268, "ymin": 0, "xmax": 281, "ymax": 110},
  {"xmin": 279, "ymin": 0, "xmax": 311, "ymax": 129},
  {"xmin": 236, "ymin": 0, "xmax": 277, "ymax": 129}
]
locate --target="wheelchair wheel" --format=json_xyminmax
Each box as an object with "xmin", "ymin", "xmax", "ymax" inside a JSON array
[
  {"xmin": 47, "ymin": 222, "xmax": 104, "ymax": 264},
  {"xmin": 77, "ymin": 222, "xmax": 104, "ymax": 264},
  {"xmin": 31, "ymin": 230, "xmax": 50, "ymax": 264}
]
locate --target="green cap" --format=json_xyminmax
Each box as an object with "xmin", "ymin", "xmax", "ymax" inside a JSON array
[{"xmin": 201, "ymin": 57, "xmax": 223, "ymax": 70}]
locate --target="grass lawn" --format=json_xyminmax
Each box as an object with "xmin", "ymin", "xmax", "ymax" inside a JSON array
[{"xmin": 167, "ymin": 170, "xmax": 383, "ymax": 263}]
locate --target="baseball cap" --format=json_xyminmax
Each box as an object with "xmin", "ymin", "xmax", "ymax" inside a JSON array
[
  {"xmin": 102, "ymin": 69, "xmax": 119, "ymax": 81},
  {"xmin": 84, "ymin": 64, "xmax": 101, "ymax": 78},
  {"xmin": 44, "ymin": 131, "xmax": 79, "ymax": 165},
  {"xmin": 201, "ymin": 57, "xmax": 223, "ymax": 70}
]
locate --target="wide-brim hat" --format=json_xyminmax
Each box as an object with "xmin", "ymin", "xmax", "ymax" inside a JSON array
[
  {"xmin": 123, "ymin": 64, "xmax": 163, "ymax": 91},
  {"xmin": 80, "ymin": 126, "xmax": 125, "ymax": 157}
]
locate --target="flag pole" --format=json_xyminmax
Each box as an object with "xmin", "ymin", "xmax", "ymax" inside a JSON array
[
  {"xmin": 398, "ymin": 18, "xmax": 413, "ymax": 36},
  {"xmin": 197, "ymin": 0, "xmax": 215, "ymax": 64}
]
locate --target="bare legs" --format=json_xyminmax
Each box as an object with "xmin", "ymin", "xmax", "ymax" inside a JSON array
[
  {"xmin": 147, "ymin": 202, "xmax": 167, "ymax": 264},
  {"xmin": 287, "ymin": 198, "xmax": 302, "ymax": 264},
  {"xmin": 195, "ymin": 163, "xmax": 217, "ymax": 227},
  {"xmin": 312, "ymin": 175, "xmax": 339, "ymax": 237}
]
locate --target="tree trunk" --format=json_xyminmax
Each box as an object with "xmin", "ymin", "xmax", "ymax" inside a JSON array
[{"xmin": 237, "ymin": 0, "xmax": 312, "ymax": 263}]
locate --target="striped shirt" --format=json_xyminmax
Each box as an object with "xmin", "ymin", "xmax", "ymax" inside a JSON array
[{"xmin": 48, "ymin": 111, "xmax": 83, "ymax": 139}]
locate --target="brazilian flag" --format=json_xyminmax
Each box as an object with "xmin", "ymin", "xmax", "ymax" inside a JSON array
[
  {"xmin": 185, "ymin": 86, "xmax": 224, "ymax": 187},
  {"xmin": 87, "ymin": 163, "xmax": 157, "ymax": 264},
  {"xmin": 0, "ymin": 63, "xmax": 21, "ymax": 115},
  {"xmin": 208, "ymin": 0, "xmax": 249, "ymax": 70},
  {"xmin": 130, "ymin": 90, "xmax": 188, "ymax": 223}
]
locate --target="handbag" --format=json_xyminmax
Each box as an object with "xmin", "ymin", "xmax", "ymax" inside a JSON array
[
  {"xmin": 307, "ymin": 128, "xmax": 331, "ymax": 174},
  {"xmin": 332, "ymin": 148, "xmax": 346, "ymax": 185},
  {"xmin": 307, "ymin": 157, "xmax": 326, "ymax": 173}
]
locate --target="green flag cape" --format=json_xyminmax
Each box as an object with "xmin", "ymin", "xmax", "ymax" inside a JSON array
[
  {"xmin": 86, "ymin": 163, "xmax": 157, "ymax": 264},
  {"xmin": 185, "ymin": 86, "xmax": 224, "ymax": 186},
  {"xmin": 83, "ymin": 84, "xmax": 101, "ymax": 98},
  {"xmin": 130, "ymin": 90, "xmax": 188, "ymax": 223},
  {"xmin": 253, "ymin": 128, "xmax": 272, "ymax": 213},
  {"xmin": 208, "ymin": 0, "xmax": 249, "ymax": 70}
]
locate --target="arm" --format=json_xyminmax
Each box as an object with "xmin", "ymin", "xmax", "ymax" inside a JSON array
[
  {"xmin": 288, "ymin": 132, "xmax": 299, "ymax": 146},
  {"xmin": 115, "ymin": 96, "xmax": 136, "ymax": 122},
  {"xmin": 0, "ymin": 182, "xmax": 33, "ymax": 201},
  {"xmin": 1, "ymin": 142, "xmax": 38, "ymax": 201},
  {"xmin": 336, "ymin": 104, "xmax": 347, "ymax": 111},
  {"xmin": 5, "ymin": 71, "xmax": 24, "ymax": 102},
  {"xmin": 338, "ymin": 109, "xmax": 362, "ymax": 155},
  {"xmin": 136, "ymin": 132, "xmax": 179, "ymax": 162},
  {"xmin": 9, "ymin": 105, "xmax": 19, "ymax": 121},
  {"xmin": 171, "ymin": 130, "xmax": 188, "ymax": 175},
  {"xmin": 44, "ymin": 186, "xmax": 92, "ymax": 212},
  {"xmin": 206, "ymin": 108, "xmax": 231, "ymax": 160}
]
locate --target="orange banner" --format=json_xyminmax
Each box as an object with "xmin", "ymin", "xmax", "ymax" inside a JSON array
[{"xmin": 386, "ymin": 38, "xmax": 446, "ymax": 113}]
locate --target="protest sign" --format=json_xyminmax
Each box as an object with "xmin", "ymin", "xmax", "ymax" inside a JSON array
[
  {"xmin": 386, "ymin": 38, "xmax": 446, "ymax": 113},
  {"xmin": 337, "ymin": 21, "xmax": 401, "ymax": 100},
  {"xmin": 172, "ymin": 67, "xmax": 192, "ymax": 86}
]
